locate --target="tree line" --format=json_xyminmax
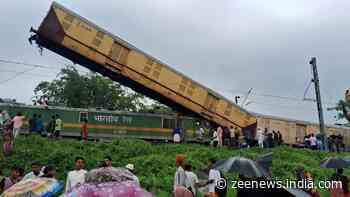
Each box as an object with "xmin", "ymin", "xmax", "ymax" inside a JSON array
[{"xmin": 33, "ymin": 66, "xmax": 172, "ymax": 113}]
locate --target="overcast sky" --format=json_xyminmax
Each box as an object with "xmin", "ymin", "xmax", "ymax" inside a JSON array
[{"xmin": 0, "ymin": 0, "xmax": 349, "ymax": 125}]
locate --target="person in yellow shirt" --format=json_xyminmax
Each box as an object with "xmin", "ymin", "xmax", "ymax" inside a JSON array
[{"xmin": 54, "ymin": 114, "xmax": 62, "ymax": 139}]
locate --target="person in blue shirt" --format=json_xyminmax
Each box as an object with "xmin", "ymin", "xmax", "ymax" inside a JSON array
[
  {"xmin": 28, "ymin": 114, "xmax": 37, "ymax": 134},
  {"xmin": 173, "ymin": 127, "xmax": 182, "ymax": 143},
  {"xmin": 35, "ymin": 114, "xmax": 44, "ymax": 135}
]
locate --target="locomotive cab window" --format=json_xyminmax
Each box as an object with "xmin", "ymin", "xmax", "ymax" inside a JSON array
[
  {"xmin": 162, "ymin": 118, "xmax": 176, "ymax": 129},
  {"xmin": 79, "ymin": 112, "xmax": 88, "ymax": 122}
]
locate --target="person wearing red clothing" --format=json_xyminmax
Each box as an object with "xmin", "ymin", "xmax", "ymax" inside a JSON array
[{"xmin": 80, "ymin": 119, "xmax": 88, "ymax": 141}]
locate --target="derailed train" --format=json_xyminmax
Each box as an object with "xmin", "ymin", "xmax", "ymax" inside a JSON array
[
  {"xmin": 24, "ymin": 2, "xmax": 350, "ymax": 146},
  {"xmin": 1, "ymin": 103, "xmax": 350, "ymax": 145},
  {"xmin": 29, "ymin": 2, "xmax": 257, "ymax": 133}
]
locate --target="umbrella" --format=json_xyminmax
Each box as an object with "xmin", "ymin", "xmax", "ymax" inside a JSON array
[
  {"xmin": 60, "ymin": 181, "xmax": 154, "ymax": 197},
  {"xmin": 320, "ymin": 157, "xmax": 349, "ymax": 169},
  {"xmin": 256, "ymin": 152, "xmax": 273, "ymax": 171},
  {"xmin": 1, "ymin": 178, "xmax": 62, "ymax": 197},
  {"xmin": 212, "ymin": 156, "xmax": 269, "ymax": 178},
  {"xmin": 85, "ymin": 167, "xmax": 136, "ymax": 183},
  {"xmin": 343, "ymin": 156, "xmax": 350, "ymax": 165}
]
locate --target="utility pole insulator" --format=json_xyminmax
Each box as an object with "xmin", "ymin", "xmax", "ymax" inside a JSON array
[{"xmin": 235, "ymin": 96, "xmax": 240, "ymax": 104}]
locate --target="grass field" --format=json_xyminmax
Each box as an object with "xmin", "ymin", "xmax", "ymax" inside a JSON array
[{"xmin": 1, "ymin": 135, "xmax": 350, "ymax": 196}]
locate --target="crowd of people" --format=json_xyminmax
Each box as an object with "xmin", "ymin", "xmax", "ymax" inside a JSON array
[
  {"xmin": 0, "ymin": 110, "xmax": 90, "ymax": 155},
  {"xmin": 255, "ymin": 128, "xmax": 283, "ymax": 149},
  {"xmin": 173, "ymin": 154, "xmax": 227, "ymax": 197},
  {"xmin": 302, "ymin": 133, "xmax": 346, "ymax": 152},
  {"xmin": 1, "ymin": 110, "xmax": 350, "ymax": 196},
  {"xmin": 0, "ymin": 111, "xmax": 64, "ymax": 139},
  {"xmin": 192, "ymin": 124, "xmax": 347, "ymax": 154},
  {"xmin": 0, "ymin": 153, "xmax": 226, "ymax": 197},
  {"xmin": 327, "ymin": 134, "xmax": 346, "ymax": 152},
  {"xmin": 1, "ymin": 151, "xmax": 349, "ymax": 197},
  {"xmin": 0, "ymin": 156, "xmax": 139, "ymax": 195},
  {"xmin": 1, "ymin": 109, "xmax": 347, "ymax": 154},
  {"xmin": 28, "ymin": 113, "xmax": 63, "ymax": 139},
  {"xmin": 192, "ymin": 125, "xmax": 284, "ymax": 149},
  {"xmin": 173, "ymin": 154, "xmax": 350, "ymax": 197}
]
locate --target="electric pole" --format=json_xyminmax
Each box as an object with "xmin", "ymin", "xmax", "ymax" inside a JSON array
[{"xmin": 309, "ymin": 57, "xmax": 326, "ymax": 146}]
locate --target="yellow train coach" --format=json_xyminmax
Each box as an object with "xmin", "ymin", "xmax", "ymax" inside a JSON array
[
  {"xmin": 255, "ymin": 113, "xmax": 350, "ymax": 145},
  {"xmin": 30, "ymin": 2, "xmax": 257, "ymax": 131}
]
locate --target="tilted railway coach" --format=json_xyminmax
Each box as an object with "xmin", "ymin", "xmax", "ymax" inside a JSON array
[
  {"xmin": 29, "ymin": 2, "xmax": 257, "ymax": 132},
  {"xmin": 0, "ymin": 103, "xmax": 197, "ymax": 141}
]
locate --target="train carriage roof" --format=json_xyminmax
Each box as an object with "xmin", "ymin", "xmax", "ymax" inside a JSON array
[
  {"xmin": 0, "ymin": 103, "xmax": 194, "ymax": 120},
  {"xmin": 253, "ymin": 112, "xmax": 350, "ymax": 130}
]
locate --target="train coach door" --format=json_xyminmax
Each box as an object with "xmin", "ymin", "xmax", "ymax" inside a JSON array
[{"xmin": 296, "ymin": 124, "xmax": 306, "ymax": 143}]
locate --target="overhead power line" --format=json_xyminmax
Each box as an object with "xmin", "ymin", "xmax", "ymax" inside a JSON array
[
  {"xmin": 303, "ymin": 79, "xmax": 314, "ymax": 101},
  {"xmin": 247, "ymin": 100, "xmax": 333, "ymax": 109},
  {"xmin": 0, "ymin": 58, "xmax": 64, "ymax": 84},
  {"xmin": 257, "ymin": 93, "xmax": 301, "ymax": 101},
  {"xmin": 0, "ymin": 58, "xmax": 89, "ymax": 74},
  {"xmin": 0, "ymin": 67, "xmax": 38, "ymax": 85},
  {"xmin": 229, "ymin": 89, "xmax": 337, "ymax": 105},
  {"xmin": 247, "ymin": 101, "xmax": 306, "ymax": 108},
  {"xmin": 0, "ymin": 69, "xmax": 56, "ymax": 78},
  {"xmin": 229, "ymin": 89, "xmax": 302, "ymax": 102},
  {"xmin": 0, "ymin": 58, "xmax": 91, "ymax": 82},
  {"xmin": 0, "ymin": 59, "xmax": 61, "ymax": 70}
]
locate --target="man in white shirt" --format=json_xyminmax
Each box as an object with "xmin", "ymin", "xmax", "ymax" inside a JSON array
[
  {"xmin": 65, "ymin": 157, "xmax": 87, "ymax": 192},
  {"xmin": 184, "ymin": 164, "xmax": 210, "ymax": 196},
  {"xmin": 22, "ymin": 162, "xmax": 43, "ymax": 180},
  {"xmin": 196, "ymin": 126, "xmax": 205, "ymax": 141},
  {"xmin": 257, "ymin": 128, "xmax": 264, "ymax": 148},
  {"xmin": 208, "ymin": 159, "xmax": 221, "ymax": 193},
  {"xmin": 309, "ymin": 133, "xmax": 317, "ymax": 150},
  {"xmin": 199, "ymin": 128, "xmax": 205, "ymax": 138},
  {"xmin": 184, "ymin": 164, "xmax": 199, "ymax": 195},
  {"xmin": 174, "ymin": 154, "xmax": 186, "ymax": 191},
  {"xmin": 212, "ymin": 130, "xmax": 219, "ymax": 147}
]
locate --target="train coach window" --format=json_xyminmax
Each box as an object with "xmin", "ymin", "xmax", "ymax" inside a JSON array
[
  {"xmin": 79, "ymin": 112, "xmax": 88, "ymax": 122},
  {"xmin": 163, "ymin": 118, "xmax": 176, "ymax": 129}
]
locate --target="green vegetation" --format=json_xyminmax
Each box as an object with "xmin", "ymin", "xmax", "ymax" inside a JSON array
[
  {"xmin": 328, "ymin": 90, "xmax": 350, "ymax": 127},
  {"xmin": 33, "ymin": 66, "xmax": 172, "ymax": 113},
  {"xmin": 1, "ymin": 136, "xmax": 350, "ymax": 196}
]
